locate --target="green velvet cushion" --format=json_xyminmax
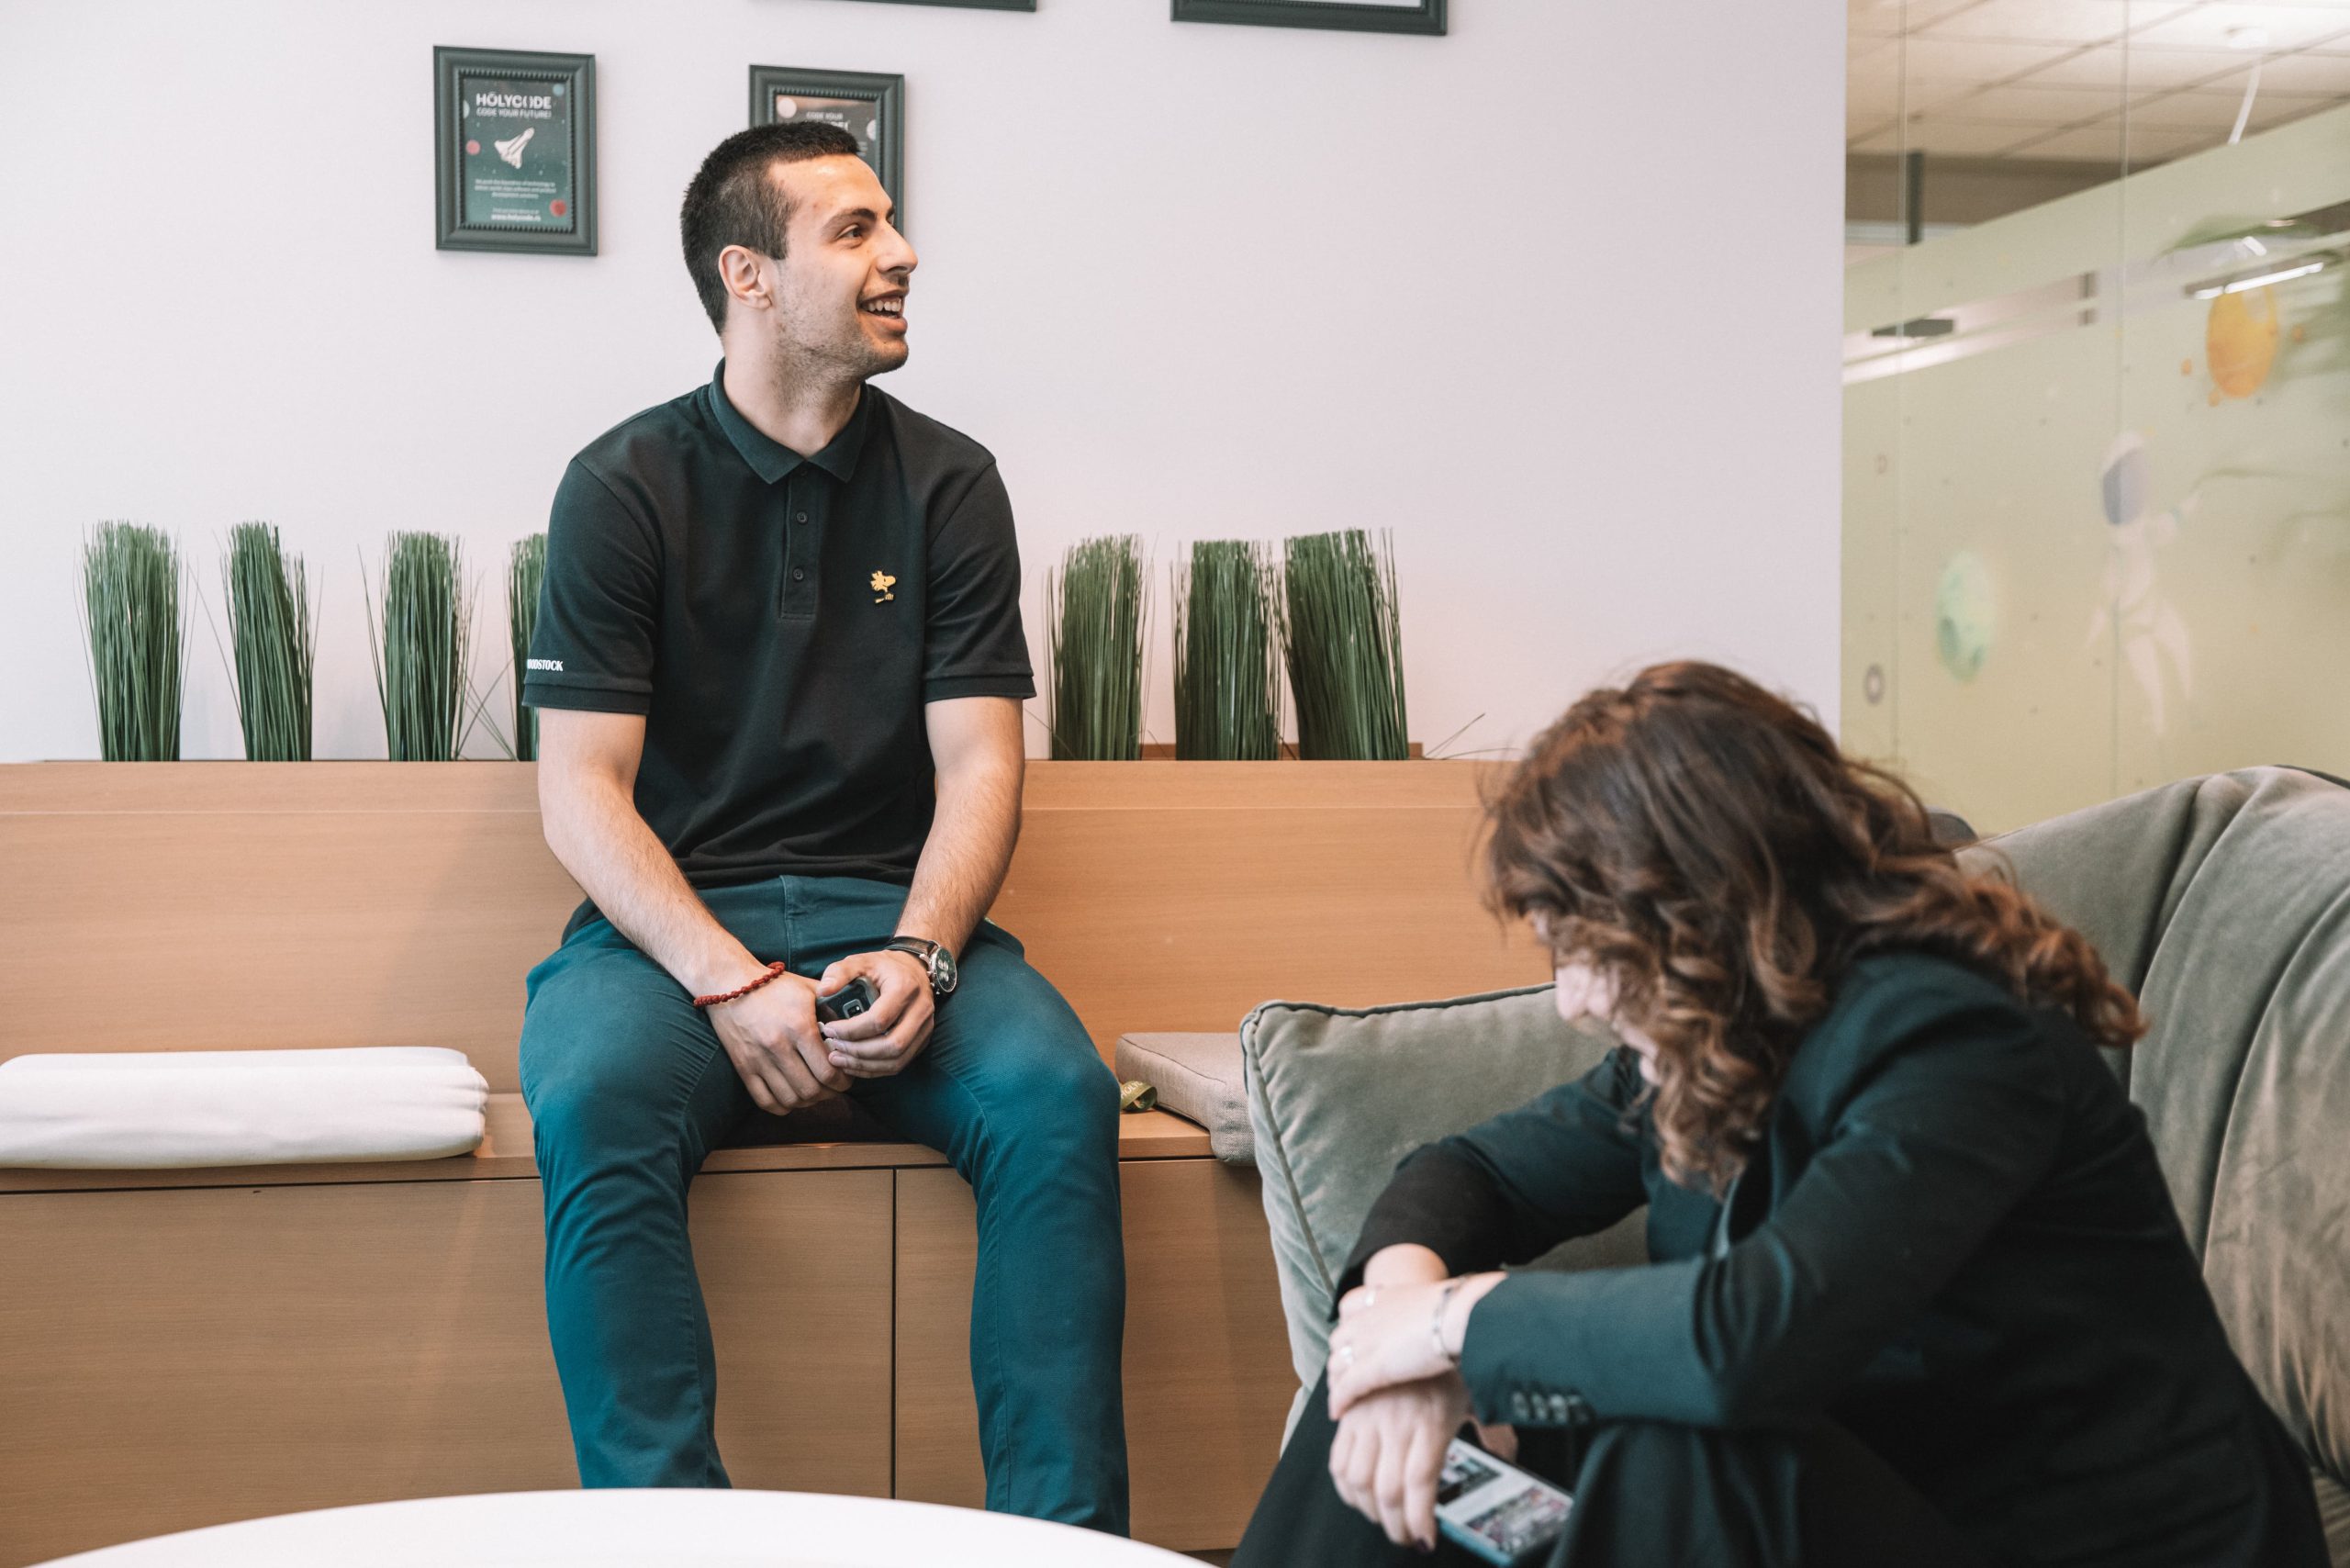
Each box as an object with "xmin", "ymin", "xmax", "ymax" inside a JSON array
[
  {"xmin": 1970, "ymin": 767, "xmax": 2350, "ymax": 1501},
  {"xmin": 1240, "ymin": 986, "xmax": 1638, "ymax": 1417}
]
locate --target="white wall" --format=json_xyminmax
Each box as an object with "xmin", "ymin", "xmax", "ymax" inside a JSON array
[{"xmin": 0, "ymin": 0, "xmax": 1843, "ymax": 762}]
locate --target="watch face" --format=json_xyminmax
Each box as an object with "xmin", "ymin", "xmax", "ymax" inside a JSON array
[{"xmin": 933, "ymin": 946, "xmax": 958, "ymax": 994}]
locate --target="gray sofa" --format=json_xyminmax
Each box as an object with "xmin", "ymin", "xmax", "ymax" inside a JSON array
[{"xmin": 1121, "ymin": 766, "xmax": 2350, "ymax": 1561}]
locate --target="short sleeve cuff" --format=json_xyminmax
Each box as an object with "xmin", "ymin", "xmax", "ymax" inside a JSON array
[
  {"xmin": 521, "ymin": 677, "xmax": 653, "ymax": 716},
  {"xmin": 923, "ymin": 673, "xmax": 1035, "ymax": 703}
]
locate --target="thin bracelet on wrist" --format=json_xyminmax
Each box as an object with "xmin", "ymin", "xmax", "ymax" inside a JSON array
[
  {"xmin": 1431, "ymin": 1278, "xmax": 1464, "ymax": 1367},
  {"xmin": 691, "ymin": 961, "xmax": 788, "ymax": 1010}
]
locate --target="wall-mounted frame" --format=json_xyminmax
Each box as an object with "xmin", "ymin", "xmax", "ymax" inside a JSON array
[
  {"xmin": 748, "ymin": 67, "xmax": 907, "ymax": 230},
  {"xmin": 844, "ymin": 0, "xmax": 1034, "ymax": 8},
  {"xmin": 433, "ymin": 47, "xmax": 597, "ymax": 255},
  {"xmin": 1172, "ymin": 0, "xmax": 1445, "ymax": 34}
]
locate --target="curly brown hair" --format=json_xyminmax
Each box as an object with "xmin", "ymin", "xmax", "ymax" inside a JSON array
[{"xmin": 1484, "ymin": 661, "xmax": 2146, "ymax": 1195}]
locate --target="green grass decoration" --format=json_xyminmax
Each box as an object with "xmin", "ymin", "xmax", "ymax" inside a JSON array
[
  {"xmin": 80, "ymin": 521, "xmax": 184, "ymax": 761},
  {"xmin": 509, "ymin": 533, "xmax": 547, "ymax": 762},
  {"xmin": 221, "ymin": 522, "xmax": 314, "ymax": 761},
  {"xmin": 1172, "ymin": 540, "xmax": 1281, "ymax": 760},
  {"xmin": 1279, "ymin": 528, "xmax": 1409, "ymax": 760},
  {"xmin": 364, "ymin": 532, "xmax": 478, "ymax": 762},
  {"xmin": 1046, "ymin": 535, "xmax": 1148, "ymax": 761}
]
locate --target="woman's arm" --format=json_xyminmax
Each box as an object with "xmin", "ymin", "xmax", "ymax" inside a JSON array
[
  {"xmin": 1332, "ymin": 1047, "xmax": 1651, "ymax": 1304},
  {"xmin": 1453, "ymin": 990, "xmax": 2065, "ymax": 1432}
]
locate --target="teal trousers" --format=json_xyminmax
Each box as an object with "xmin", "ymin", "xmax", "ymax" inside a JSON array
[{"xmin": 518, "ymin": 875, "xmax": 1130, "ymax": 1534}]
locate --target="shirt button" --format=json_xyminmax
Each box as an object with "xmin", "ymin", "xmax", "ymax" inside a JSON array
[
  {"xmin": 796, "ymin": 511, "xmax": 808, "ymax": 523},
  {"xmin": 791, "ymin": 567, "xmax": 806, "ymax": 582}
]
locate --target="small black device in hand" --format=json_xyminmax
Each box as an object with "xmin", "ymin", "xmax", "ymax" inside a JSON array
[{"xmin": 815, "ymin": 976, "xmax": 878, "ymax": 1024}]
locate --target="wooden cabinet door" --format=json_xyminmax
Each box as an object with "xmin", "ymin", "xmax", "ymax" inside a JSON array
[{"xmin": 0, "ymin": 1169, "xmax": 893, "ymax": 1568}]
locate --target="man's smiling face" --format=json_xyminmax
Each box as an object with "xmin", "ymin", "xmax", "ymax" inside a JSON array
[{"xmin": 758, "ymin": 153, "xmax": 917, "ymax": 381}]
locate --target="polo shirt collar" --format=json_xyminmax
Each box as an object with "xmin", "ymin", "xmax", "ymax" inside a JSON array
[{"xmin": 708, "ymin": 360, "xmax": 873, "ymax": 485}]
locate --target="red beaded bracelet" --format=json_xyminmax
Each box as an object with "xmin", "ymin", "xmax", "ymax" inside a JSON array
[{"xmin": 692, "ymin": 961, "xmax": 789, "ymax": 1010}]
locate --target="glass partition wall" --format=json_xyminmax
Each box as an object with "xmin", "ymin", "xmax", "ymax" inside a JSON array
[{"xmin": 1843, "ymin": 1, "xmax": 2350, "ymax": 834}]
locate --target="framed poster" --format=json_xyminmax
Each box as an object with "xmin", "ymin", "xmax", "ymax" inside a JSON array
[
  {"xmin": 1172, "ymin": 0, "xmax": 1445, "ymax": 33},
  {"xmin": 434, "ymin": 47, "xmax": 597, "ymax": 254},
  {"xmin": 748, "ymin": 66, "xmax": 906, "ymax": 229}
]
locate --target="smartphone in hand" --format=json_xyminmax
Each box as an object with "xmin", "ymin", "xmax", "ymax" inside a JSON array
[
  {"xmin": 1437, "ymin": 1437, "xmax": 1573, "ymax": 1565},
  {"xmin": 815, "ymin": 976, "xmax": 878, "ymax": 1025}
]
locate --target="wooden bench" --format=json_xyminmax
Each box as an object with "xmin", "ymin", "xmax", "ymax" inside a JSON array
[{"xmin": 0, "ymin": 761, "xmax": 1544, "ymax": 1565}]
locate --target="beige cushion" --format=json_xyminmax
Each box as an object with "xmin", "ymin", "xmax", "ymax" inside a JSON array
[{"xmin": 1114, "ymin": 1032, "xmax": 1251, "ymax": 1163}]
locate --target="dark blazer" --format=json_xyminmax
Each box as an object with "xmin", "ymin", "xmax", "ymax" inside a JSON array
[{"xmin": 1344, "ymin": 950, "xmax": 2325, "ymax": 1568}]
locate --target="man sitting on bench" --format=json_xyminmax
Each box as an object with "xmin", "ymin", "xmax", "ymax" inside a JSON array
[{"xmin": 516, "ymin": 121, "xmax": 1128, "ymax": 1533}]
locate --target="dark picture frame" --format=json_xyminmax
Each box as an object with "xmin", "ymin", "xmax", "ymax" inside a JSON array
[
  {"xmin": 748, "ymin": 66, "xmax": 907, "ymax": 229},
  {"xmin": 1172, "ymin": 0, "xmax": 1445, "ymax": 34},
  {"xmin": 433, "ymin": 47, "xmax": 597, "ymax": 255}
]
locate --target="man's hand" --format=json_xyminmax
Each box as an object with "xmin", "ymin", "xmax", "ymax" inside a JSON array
[
  {"xmin": 1329, "ymin": 1372, "xmax": 1472, "ymax": 1552},
  {"xmin": 816, "ymin": 948, "xmax": 936, "ymax": 1080},
  {"xmin": 704, "ymin": 968, "xmax": 851, "ymax": 1113}
]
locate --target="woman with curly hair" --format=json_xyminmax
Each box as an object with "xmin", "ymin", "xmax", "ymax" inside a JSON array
[{"xmin": 1233, "ymin": 662, "xmax": 2326, "ymax": 1568}]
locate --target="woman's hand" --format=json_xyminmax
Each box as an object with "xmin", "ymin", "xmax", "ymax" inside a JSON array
[
  {"xmin": 1326, "ymin": 1271, "xmax": 1506, "ymax": 1419},
  {"xmin": 1328, "ymin": 1372, "xmax": 1471, "ymax": 1552}
]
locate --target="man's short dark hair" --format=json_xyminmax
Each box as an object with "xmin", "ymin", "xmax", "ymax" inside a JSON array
[{"xmin": 680, "ymin": 122, "xmax": 864, "ymax": 332}]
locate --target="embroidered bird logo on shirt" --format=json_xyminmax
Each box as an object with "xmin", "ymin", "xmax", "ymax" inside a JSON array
[{"xmin": 870, "ymin": 571, "xmax": 897, "ymax": 603}]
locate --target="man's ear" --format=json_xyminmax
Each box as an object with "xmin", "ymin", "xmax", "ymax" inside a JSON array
[{"xmin": 718, "ymin": 244, "xmax": 769, "ymax": 314}]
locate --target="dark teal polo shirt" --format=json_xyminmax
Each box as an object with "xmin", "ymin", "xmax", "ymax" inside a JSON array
[{"xmin": 523, "ymin": 364, "xmax": 1034, "ymax": 891}]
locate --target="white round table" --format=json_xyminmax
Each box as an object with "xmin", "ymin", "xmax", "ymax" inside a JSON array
[{"xmin": 34, "ymin": 1490, "xmax": 1203, "ymax": 1567}]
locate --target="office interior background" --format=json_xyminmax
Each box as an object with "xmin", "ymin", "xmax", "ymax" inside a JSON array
[
  {"xmin": 1847, "ymin": 0, "xmax": 2350, "ymax": 830},
  {"xmin": 7, "ymin": 3, "xmax": 2350, "ymax": 1564},
  {"xmin": 0, "ymin": 1, "xmax": 1842, "ymax": 772}
]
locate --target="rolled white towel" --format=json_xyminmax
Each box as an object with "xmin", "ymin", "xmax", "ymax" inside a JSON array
[{"xmin": 0, "ymin": 1047, "xmax": 490, "ymax": 1168}]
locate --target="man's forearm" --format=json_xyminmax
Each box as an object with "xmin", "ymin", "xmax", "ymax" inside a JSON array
[
  {"xmin": 543, "ymin": 776, "xmax": 763, "ymax": 996},
  {"xmin": 896, "ymin": 754, "xmax": 1022, "ymax": 956}
]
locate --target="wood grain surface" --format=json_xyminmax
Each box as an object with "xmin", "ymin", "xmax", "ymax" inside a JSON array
[
  {"xmin": 0, "ymin": 761, "xmax": 1544, "ymax": 1092},
  {"xmin": 0, "ymin": 1169, "xmax": 894, "ymax": 1566}
]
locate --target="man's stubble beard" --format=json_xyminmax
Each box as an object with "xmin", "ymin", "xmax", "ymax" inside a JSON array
[{"xmin": 767, "ymin": 290, "xmax": 905, "ymax": 392}]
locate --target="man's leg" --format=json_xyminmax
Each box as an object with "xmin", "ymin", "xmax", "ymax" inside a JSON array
[
  {"xmin": 518, "ymin": 910, "xmax": 761, "ymax": 1487},
  {"xmin": 795, "ymin": 879, "xmax": 1131, "ymax": 1534}
]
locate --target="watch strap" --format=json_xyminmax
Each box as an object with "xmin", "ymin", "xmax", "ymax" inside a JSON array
[{"xmin": 884, "ymin": 936, "xmax": 953, "ymax": 995}]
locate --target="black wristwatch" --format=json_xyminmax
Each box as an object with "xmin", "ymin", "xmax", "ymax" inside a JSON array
[{"xmin": 885, "ymin": 936, "xmax": 958, "ymax": 998}]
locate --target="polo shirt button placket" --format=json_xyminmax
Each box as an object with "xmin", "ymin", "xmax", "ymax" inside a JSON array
[{"xmin": 780, "ymin": 494, "xmax": 817, "ymax": 618}]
